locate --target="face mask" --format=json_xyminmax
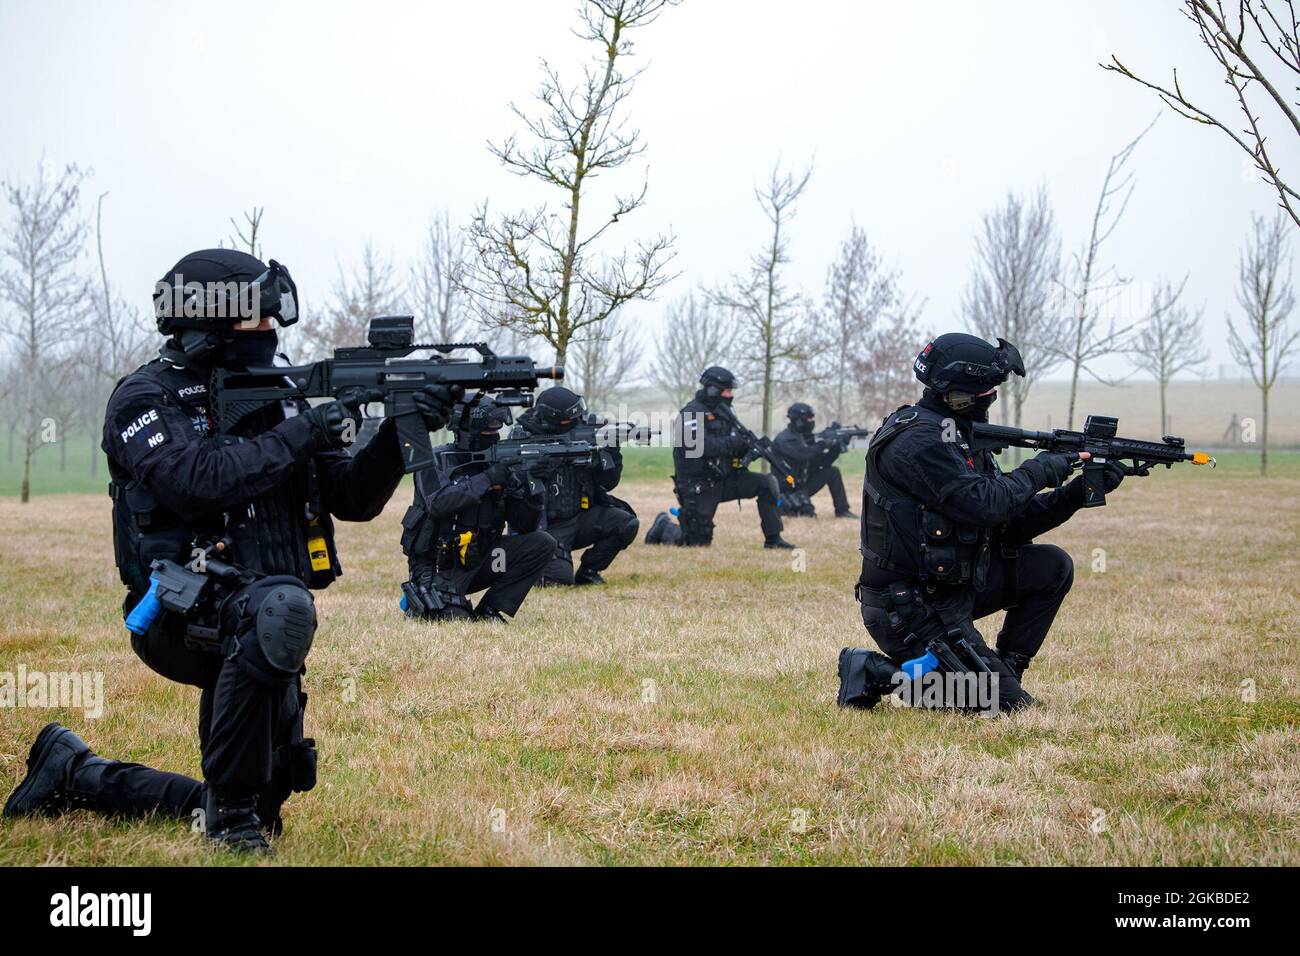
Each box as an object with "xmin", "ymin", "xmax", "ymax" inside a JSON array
[
  {"xmin": 966, "ymin": 391, "xmax": 998, "ymax": 421},
  {"xmin": 943, "ymin": 389, "xmax": 997, "ymax": 420},
  {"xmin": 469, "ymin": 431, "xmax": 500, "ymax": 452},
  {"xmin": 223, "ymin": 330, "xmax": 279, "ymax": 369}
]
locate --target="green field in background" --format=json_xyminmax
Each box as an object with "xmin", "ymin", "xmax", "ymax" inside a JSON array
[{"xmin": 2, "ymin": 436, "xmax": 1295, "ymax": 498}]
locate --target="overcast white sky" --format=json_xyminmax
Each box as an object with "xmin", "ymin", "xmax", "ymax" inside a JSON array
[{"xmin": 2, "ymin": 0, "xmax": 1295, "ymax": 381}]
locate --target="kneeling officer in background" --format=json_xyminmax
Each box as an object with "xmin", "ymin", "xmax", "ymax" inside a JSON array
[
  {"xmin": 654, "ymin": 366, "xmax": 794, "ymax": 549},
  {"xmin": 509, "ymin": 387, "xmax": 638, "ymax": 586},
  {"xmin": 840, "ymin": 332, "xmax": 1125, "ymax": 713},
  {"xmin": 772, "ymin": 402, "xmax": 856, "ymax": 519},
  {"xmin": 401, "ymin": 396, "xmax": 554, "ymax": 621},
  {"xmin": 3, "ymin": 248, "xmax": 458, "ymax": 851}
]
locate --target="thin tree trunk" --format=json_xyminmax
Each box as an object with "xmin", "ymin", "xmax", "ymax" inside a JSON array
[
  {"xmin": 1261, "ymin": 385, "xmax": 1270, "ymax": 476},
  {"xmin": 21, "ymin": 437, "xmax": 31, "ymax": 503}
]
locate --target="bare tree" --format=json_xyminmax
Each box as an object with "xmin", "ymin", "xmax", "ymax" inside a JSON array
[
  {"xmin": 648, "ymin": 291, "xmax": 735, "ymax": 408},
  {"xmin": 1055, "ymin": 120, "xmax": 1156, "ymax": 428},
  {"xmin": 1104, "ymin": 1, "xmax": 1300, "ymax": 227},
  {"xmin": 963, "ymin": 188, "xmax": 1067, "ymax": 430},
  {"xmin": 409, "ymin": 209, "xmax": 471, "ymax": 344},
  {"xmin": 713, "ymin": 161, "xmax": 815, "ymax": 440},
  {"xmin": 1228, "ymin": 211, "xmax": 1298, "ymax": 474},
  {"xmin": 567, "ymin": 311, "xmax": 643, "ymax": 411},
  {"xmin": 226, "ymin": 206, "xmax": 265, "ymax": 258},
  {"xmin": 298, "ymin": 242, "xmax": 405, "ymax": 358},
  {"xmin": 0, "ymin": 161, "xmax": 88, "ymax": 502},
  {"xmin": 852, "ymin": 300, "xmax": 929, "ymax": 424},
  {"xmin": 806, "ymin": 224, "xmax": 899, "ymax": 423},
  {"xmin": 466, "ymin": 0, "xmax": 677, "ymax": 365},
  {"xmin": 1130, "ymin": 276, "xmax": 1208, "ymax": 435}
]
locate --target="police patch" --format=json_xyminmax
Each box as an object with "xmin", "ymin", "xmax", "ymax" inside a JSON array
[{"xmin": 119, "ymin": 408, "xmax": 168, "ymax": 451}]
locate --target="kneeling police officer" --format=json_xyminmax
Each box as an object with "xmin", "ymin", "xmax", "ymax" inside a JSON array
[
  {"xmin": 400, "ymin": 396, "xmax": 554, "ymax": 620},
  {"xmin": 509, "ymin": 387, "xmax": 638, "ymax": 585},
  {"xmin": 841, "ymin": 333, "xmax": 1125, "ymax": 713},
  {"xmin": 3, "ymin": 249, "xmax": 459, "ymax": 851},
  {"xmin": 654, "ymin": 366, "xmax": 794, "ymax": 549},
  {"xmin": 772, "ymin": 402, "xmax": 855, "ymax": 519}
]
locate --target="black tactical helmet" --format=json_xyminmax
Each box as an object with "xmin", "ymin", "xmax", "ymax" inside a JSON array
[
  {"xmin": 913, "ymin": 333, "xmax": 1024, "ymax": 393},
  {"xmin": 787, "ymin": 402, "xmax": 815, "ymax": 434},
  {"xmin": 533, "ymin": 387, "xmax": 586, "ymax": 433},
  {"xmin": 153, "ymin": 248, "xmax": 299, "ymax": 336},
  {"xmin": 699, "ymin": 366, "xmax": 737, "ymax": 400},
  {"xmin": 452, "ymin": 394, "xmax": 511, "ymax": 451}
]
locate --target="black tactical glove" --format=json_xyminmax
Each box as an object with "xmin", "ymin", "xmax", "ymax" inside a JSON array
[
  {"xmin": 726, "ymin": 435, "xmax": 750, "ymax": 456},
  {"xmin": 413, "ymin": 383, "xmax": 463, "ymax": 432},
  {"xmin": 484, "ymin": 461, "xmax": 512, "ymax": 488},
  {"xmin": 303, "ymin": 389, "xmax": 380, "ymax": 450},
  {"xmin": 1100, "ymin": 459, "xmax": 1126, "ymax": 492},
  {"xmin": 1027, "ymin": 450, "xmax": 1077, "ymax": 488}
]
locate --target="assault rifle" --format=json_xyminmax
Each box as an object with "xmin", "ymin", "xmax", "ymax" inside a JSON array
[
  {"xmin": 713, "ymin": 403, "xmax": 798, "ymax": 491},
  {"xmin": 971, "ymin": 414, "xmax": 1215, "ymax": 508},
  {"xmin": 571, "ymin": 414, "xmax": 658, "ymax": 449},
  {"xmin": 441, "ymin": 435, "xmax": 599, "ymax": 476},
  {"xmin": 816, "ymin": 422, "xmax": 872, "ymax": 451},
  {"xmin": 210, "ymin": 315, "xmax": 564, "ymax": 473}
]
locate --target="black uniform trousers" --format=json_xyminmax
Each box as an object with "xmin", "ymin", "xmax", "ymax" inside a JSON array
[
  {"xmin": 675, "ymin": 470, "xmax": 784, "ymax": 545},
  {"xmin": 802, "ymin": 464, "xmax": 850, "ymax": 514},
  {"xmin": 541, "ymin": 506, "xmax": 640, "ymax": 584},
  {"xmin": 426, "ymin": 530, "xmax": 555, "ymax": 615},
  {"xmin": 79, "ymin": 609, "xmax": 309, "ymax": 821},
  {"xmin": 860, "ymin": 543, "xmax": 1074, "ymax": 710}
]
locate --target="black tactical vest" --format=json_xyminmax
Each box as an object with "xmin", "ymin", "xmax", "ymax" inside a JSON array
[
  {"xmin": 105, "ymin": 359, "xmax": 338, "ymax": 608},
  {"xmin": 400, "ymin": 461, "xmax": 505, "ymax": 572},
  {"xmin": 860, "ymin": 404, "xmax": 990, "ymax": 589}
]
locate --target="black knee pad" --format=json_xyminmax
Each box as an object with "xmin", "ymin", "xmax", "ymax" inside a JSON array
[
  {"xmin": 760, "ymin": 474, "xmax": 780, "ymax": 500},
  {"xmin": 226, "ymin": 576, "xmax": 317, "ymax": 686},
  {"xmin": 617, "ymin": 513, "xmax": 640, "ymax": 546}
]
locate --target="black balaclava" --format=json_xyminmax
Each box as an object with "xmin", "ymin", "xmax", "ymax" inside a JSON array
[
  {"xmin": 922, "ymin": 386, "xmax": 997, "ymax": 422},
  {"xmin": 788, "ymin": 402, "xmax": 815, "ymax": 435},
  {"xmin": 453, "ymin": 397, "xmax": 510, "ymax": 452}
]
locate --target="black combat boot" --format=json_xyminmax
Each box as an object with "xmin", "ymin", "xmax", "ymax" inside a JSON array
[
  {"xmin": 835, "ymin": 509, "xmax": 858, "ymax": 519},
  {"xmin": 837, "ymin": 647, "xmax": 903, "ymax": 709},
  {"xmin": 574, "ymin": 567, "xmax": 605, "ymax": 586},
  {"xmin": 474, "ymin": 602, "xmax": 508, "ymax": 623},
  {"xmin": 3, "ymin": 722, "xmax": 114, "ymax": 817},
  {"xmin": 999, "ymin": 650, "xmax": 1033, "ymax": 683},
  {"xmin": 205, "ymin": 787, "xmax": 269, "ymax": 853},
  {"xmin": 763, "ymin": 534, "xmax": 797, "ymax": 550}
]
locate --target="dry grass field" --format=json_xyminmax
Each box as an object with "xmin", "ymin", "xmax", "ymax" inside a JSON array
[{"xmin": 1, "ymin": 457, "xmax": 1297, "ymax": 866}]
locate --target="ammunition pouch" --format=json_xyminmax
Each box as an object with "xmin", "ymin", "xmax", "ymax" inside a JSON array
[{"xmin": 110, "ymin": 478, "xmax": 193, "ymax": 596}]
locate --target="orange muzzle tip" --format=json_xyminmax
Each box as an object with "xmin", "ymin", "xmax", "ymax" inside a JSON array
[{"xmin": 1192, "ymin": 452, "xmax": 1215, "ymax": 467}]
